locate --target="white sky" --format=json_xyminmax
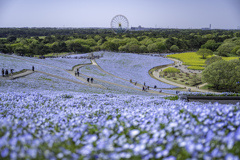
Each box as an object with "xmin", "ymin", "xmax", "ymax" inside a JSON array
[{"xmin": 0, "ymin": 0, "xmax": 239, "ymax": 29}]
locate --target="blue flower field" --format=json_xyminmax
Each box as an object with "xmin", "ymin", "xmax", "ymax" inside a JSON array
[{"xmin": 0, "ymin": 52, "xmax": 240, "ymax": 159}]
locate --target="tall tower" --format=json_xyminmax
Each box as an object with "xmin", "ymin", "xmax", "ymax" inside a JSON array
[{"xmin": 209, "ymin": 24, "xmax": 211, "ymax": 29}]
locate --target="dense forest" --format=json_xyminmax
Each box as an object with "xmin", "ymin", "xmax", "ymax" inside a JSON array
[{"xmin": 0, "ymin": 28, "xmax": 240, "ymax": 56}]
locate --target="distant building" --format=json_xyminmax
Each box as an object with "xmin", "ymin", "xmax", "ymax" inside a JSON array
[
  {"xmin": 202, "ymin": 24, "xmax": 211, "ymax": 30},
  {"xmin": 131, "ymin": 25, "xmax": 158, "ymax": 31}
]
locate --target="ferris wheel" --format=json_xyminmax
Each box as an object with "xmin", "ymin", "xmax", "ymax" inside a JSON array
[{"xmin": 111, "ymin": 15, "xmax": 129, "ymax": 34}]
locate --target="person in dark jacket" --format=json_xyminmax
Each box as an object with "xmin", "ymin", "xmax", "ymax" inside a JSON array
[
  {"xmin": 5, "ymin": 69, "xmax": 8, "ymax": 76},
  {"xmin": 2, "ymin": 68, "xmax": 4, "ymax": 77}
]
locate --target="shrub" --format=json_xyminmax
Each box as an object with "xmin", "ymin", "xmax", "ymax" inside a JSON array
[
  {"xmin": 180, "ymin": 80, "xmax": 184, "ymax": 82},
  {"xmin": 173, "ymin": 78, "xmax": 177, "ymax": 80}
]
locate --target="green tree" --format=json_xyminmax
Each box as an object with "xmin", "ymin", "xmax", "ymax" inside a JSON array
[
  {"xmin": 7, "ymin": 35, "xmax": 17, "ymax": 43},
  {"xmin": 196, "ymin": 48, "xmax": 213, "ymax": 59},
  {"xmin": 216, "ymin": 43, "xmax": 235, "ymax": 56},
  {"xmin": 202, "ymin": 60, "xmax": 240, "ymax": 91},
  {"xmin": 67, "ymin": 42, "xmax": 83, "ymax": 53},
  {"xmin": 205, "ymin": 56, "xmax": 222, "ymax": 66},
  {"xmin": 139, "ymin": 45, "xmax": 148, "ymax": 53},
  {"xmin": 147, "ymin": 43, "xmax": 158, "ymax": 52},
  {"xmin": 170, "ymin": 45, "xmax": 179, "ymax": 52},
  {"xmin": 231, "ymin": 45, "xmax": 240, "ymax": 55},
  {"xmin": 201, "ymin": 40, "xmax": 220, "ymax": 51}
]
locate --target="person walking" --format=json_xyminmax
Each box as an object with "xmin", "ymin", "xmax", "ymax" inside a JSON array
[
  {"xmin": 5, "ymin": 69, "xmax": 8, "ymax": 77},
  {"xmin": 91, "ymin": 78, "xmax": 93, "ymax": 83},
  {"xmin": 77, "ymin": 71, "xmax": 79, "ymax": 77},
  {"xmin": 32, "ymin": 66, "xmax": 34, "ymax": 71},
  {"xmin": 10, "ymin": 69, "xmax": 14, "ymax": 76},
  {"xmin": 2, "ymin": 68, "xmax": 4, "ymax": 77}
]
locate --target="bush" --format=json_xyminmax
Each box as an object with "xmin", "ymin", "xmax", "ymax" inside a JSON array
[{"xmin": 180, "ymin": 80, "xmax": 184, "ymax": 82}]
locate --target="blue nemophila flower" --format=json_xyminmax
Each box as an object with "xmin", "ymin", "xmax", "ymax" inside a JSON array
[
  {"xmin": 1, "ymin": 148, "xmax": 9, "ymax": 158},
  {"xmin": 235, "ymin": 126, "xmax": 240, "ymax": 141},
  {"xmin": 129, "ymin": 129, "xmax": 140, "ymax": 138}
]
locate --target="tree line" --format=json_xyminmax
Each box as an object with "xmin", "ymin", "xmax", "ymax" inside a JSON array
[{"xmin": 0, "ymin": 28, "xmax": 239, "ymax": 56}]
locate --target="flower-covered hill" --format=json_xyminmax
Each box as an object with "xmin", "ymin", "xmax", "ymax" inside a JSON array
[{"xmin": 0, "ymin": 92, "xmax": 240, "ymax": 159}]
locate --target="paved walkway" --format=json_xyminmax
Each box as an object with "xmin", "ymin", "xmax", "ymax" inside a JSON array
[{"xmin": 1, "ymin": 70, "xmax": 34, "ymax": 80}]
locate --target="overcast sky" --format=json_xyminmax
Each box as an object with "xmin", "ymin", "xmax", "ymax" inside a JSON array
[{"xmin": 0, "ymin": 0, "xmax": 239, "ymax": 29}]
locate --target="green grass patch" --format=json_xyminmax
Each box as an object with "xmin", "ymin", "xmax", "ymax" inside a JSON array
[
  {"xmin": 222, "ymin": 57, "xmax": 240, "ymax": 61},
  {"xmin": 164, "ymin": 96, "xmax": 179, "ymax": 100},
  {"xmin": 39, "ymin": 77, "xmax": 52, "ymax": 81},
  {"xmin": 187, "ymin": 66, "xmax": 205, "ymax": 70},
  {"xmin": 12, "ymin": 69, "xmax": 28, "ymax": 76},
  {"xmin": 167, "ymin": 52, "xmax": 210, "ymax": 66},
  {"xmin": 34, "ymin": 52, "xmax": 69, "ymax": 58}
]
